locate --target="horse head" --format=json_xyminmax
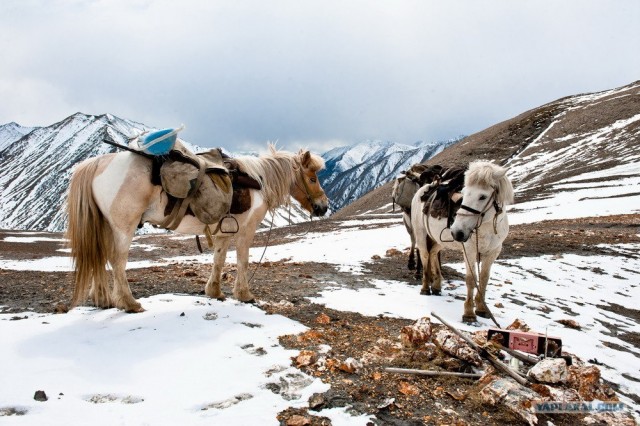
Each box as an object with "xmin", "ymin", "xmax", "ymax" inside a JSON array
[
  {"xmin": 291, "ymin": 150, "xmax": 329, "ymax": 217},
  {"xmin": 450, "ymin": 161, "xmax": 514, "ymax": 242}
]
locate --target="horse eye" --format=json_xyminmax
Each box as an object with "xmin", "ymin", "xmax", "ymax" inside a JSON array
[
  {"xmin": 479, "ymin": 195, "xmax": 487, "ymax": 201},
  {"xmin": 310, "ymin": 177, "xmax": 317, "ymax": 183}
]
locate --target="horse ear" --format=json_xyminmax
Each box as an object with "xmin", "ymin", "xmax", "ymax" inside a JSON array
[
  {"xmin": 492, "ymin": 167, "xmax": 506, "ymax": 180},
  {"xmin": 301, "ymin": 151, "xmax": 312, "ymax": 167}
]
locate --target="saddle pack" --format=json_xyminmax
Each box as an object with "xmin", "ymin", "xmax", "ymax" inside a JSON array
[
  {"xmin": 419, "ymin": 165, "xmax": 467, "ymax": 228},
  {"xmin": 128, "ymin": 127, "xmax": 261, "ymax": 230},
  {"xmin": 393, "ymin": 164, "xmax": 437, "ymax": 211}
]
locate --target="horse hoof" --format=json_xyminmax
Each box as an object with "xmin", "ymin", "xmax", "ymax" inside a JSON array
[
  {"xmin": 462, "ymin": 315, "xmax": 477, "ymax": 324},
  {"xmin": 215, "ymin": 296, "xmax": 226, "ymax": 302},
  {"xmin": 125, "ymin": 306, "xmax": 145, "ymax": 313},
  {"xmin": 420, "ymin": 289, "xmax": 431, "ymax": 295},
  {"xmin": 432, "ymin": 289, "xmax": 441, "ymax": 296},
  {"xmin": 242, "ymin": 299, "xmax": 257, "ymax": 305},
  {"xmin": 475, "ymin": 310, "xmax": 490, "ymax": 318}
]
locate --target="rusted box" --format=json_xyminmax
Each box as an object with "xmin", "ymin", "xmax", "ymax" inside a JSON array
[{"xmin": 487, "ymin": 328, "xmax": 562, "ymax": 356}]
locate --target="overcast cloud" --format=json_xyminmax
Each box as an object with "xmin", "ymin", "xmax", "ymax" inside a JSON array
[{"xmin": 1, "ymin": 0, "xmax": 638, "ymax": 153}]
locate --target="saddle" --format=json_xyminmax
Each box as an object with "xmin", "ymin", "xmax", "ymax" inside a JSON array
[
  {"xmin": 156, "ymin": 140, "xmax": 233, "ymax": 229},
  {"xmin": 420, "ymin": 165, "xmax": 467, "ymax": 228},
  {"xmin": 151, "ymin": 143, "xmax": 263, "ymax": 229}
]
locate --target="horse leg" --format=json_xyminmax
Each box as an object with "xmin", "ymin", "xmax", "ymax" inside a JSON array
[
  {"xmin": 474, "ymin": 248, "xmax": 501, "ymax": 318},
  {"xmin": 428, "ymin": 238, "xmax": 442, "ymax": 295},
  {"xmin": 205, "ymin": 236, "xmax": 232, "ymax": 300},
  {"xmin": 405, "ymin": 213, "xmax": 416, "ymax": 271},
  {"xmin": 232, "ymin": 230, "xmax": 257, "ymax": 303},
  {"xmin": 462, "ymin": 250, "xmax": 478, "ymax": 323},
  {"xmin": 109, "ymin": 231, "xmax": 143, "ymax": 313},
  {"xmin": 414, "ymin": 248, "xmax": 422, "ymax": 280},
  {"xmin": 408, "ymin": 247, "xmax": 416, "ymax": 271},
  {"xmin": 419, "ymin": 246, "xmax": 431, "ymax": 295}
]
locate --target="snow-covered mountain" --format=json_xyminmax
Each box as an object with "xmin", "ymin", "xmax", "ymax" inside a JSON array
[
  {"xmin": 319, "ymin": 138, "xmax": 460, "ymax": 212},
  {"xmin": 0, "ymin": 122, "xmax": 36, "ymax": 152},
  {"xmin": 0, "ymin": 113, "xmax": 310, "ymax": 232}
]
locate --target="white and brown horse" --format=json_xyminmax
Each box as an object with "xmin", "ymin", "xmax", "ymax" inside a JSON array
[
  {"xmin": 66, "ymin": 144, "xmax": 328, "ymax": 312},
  {"xmin": 411, "ymin": 161, "xmax": 514, "ymax": 323}
]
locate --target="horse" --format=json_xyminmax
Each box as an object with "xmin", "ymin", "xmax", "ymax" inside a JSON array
[
  {"xmin": 66, "ymin": 144, "xmax": 328, "ymax": 313},
  {"xmin": 410, "ymin": 160, "xmax": 514, "ymax": 323},
  {"xmin": 391, "ymin": 164, "xmax": 443, "ymax": 276}
]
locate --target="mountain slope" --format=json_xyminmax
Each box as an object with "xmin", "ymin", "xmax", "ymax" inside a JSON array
[
  {"xmin": 319, "ymin": 138, "xmax": 459, "ymax": 211},
  {"xmin": 0, "ymin": 113, "xmax": 144, "ymax": 231},
  {"xmin": 334, "ymin": 80, "xmax": 640, "ymax": 218}
]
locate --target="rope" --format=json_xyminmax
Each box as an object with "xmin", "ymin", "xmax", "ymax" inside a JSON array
[{"xmin": 247, "ymin": 211, "xmax": 276, "ymax": 284}]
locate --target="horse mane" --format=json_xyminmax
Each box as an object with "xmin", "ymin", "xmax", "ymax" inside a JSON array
[
  {"xmin": 233, "ymin": 144, "xmax": 325, "ymax": 211},
  {"xmin": 465, "ymin": 161, "xmax": 515, "ymax": 205}
]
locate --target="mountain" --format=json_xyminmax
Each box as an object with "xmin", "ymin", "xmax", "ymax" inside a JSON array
[
  {"xmin": 319, "ymin": 138, "xmax": 461, "ymax": 212},
  {"xmin": 0, "ymin": 122, "xmax": 36, "ymax": 152},
  {"xmin": 335, "ymin": 80, "xmax": 640, "ymax": 218},
  {"xmin": 0, "ymin": 113, "xmax": 309, "ymax": 232}
]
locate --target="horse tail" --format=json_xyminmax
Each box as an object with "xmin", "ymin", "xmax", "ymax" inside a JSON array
[{"xmin": 66, "ymin": 158, "xmax": 113, "ymax": 308}]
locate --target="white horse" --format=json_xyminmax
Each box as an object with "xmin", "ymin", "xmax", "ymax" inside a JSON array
[
  {"xmin": 411, "ymin": 161, "xmax": 514, "ymax": 323},
  {"xmin": 66, "ymin": 144, "xmax": 328, "ymax": 312}
]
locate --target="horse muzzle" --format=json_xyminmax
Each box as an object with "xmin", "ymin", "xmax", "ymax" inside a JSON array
[
  {"xmin": 312, "ymin": 202, "xmax": 328, "ymax": 217},
  {"xmin": 451, "ymin": 229, "xmax": 471, "ymax": 242}
]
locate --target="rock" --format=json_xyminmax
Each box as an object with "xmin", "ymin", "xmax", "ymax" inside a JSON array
[
  {"xmin": 385, "ymin": 248, "xmax": 402, "ymax": 257},
  {"xmin": 527, "ymin": 358, "xmax": 567, "ymax": 384},
  {"xmin": 531, "ymin": 383, "xmax": 581, "ymax": 401},
  {"xmin": 583, "ymin": 411, "xmax": 637, "ymax": 426},
  {"xmin": 337, "ymin": 357, "xmax": 362, "ymax": 374},
  {"xmin": 433, "ymin": 329, "xmax": 482, "ymax": 366},
  {"xmin": 506, "ymin": 318, "xmax": 531, "ymax": 332},
  {"xmin": 315, "ymin": 313, "xmax": 331, "ymax": 324},
  {"xmin": 295, "ymin": 350, "xmax": 318, "ymax": 368},
  {"xmin": 472, "ymin": 330, "xmax": 488, "ymax": 346},
  {"xmin": 556, "ymin": 318, "xmax": 581, "ymax": 330},
  {"xmin": 567, "ymin": 365, "xmax": 618, "ymax": 401},
  {"xmin": 479, "ymin": 377, "xmax": 540, "ymax": 426},
  {"xmin": 398, "ymin": 381, "xmax": 420, "ymax": 396},
  {"xmin": 308, "ymin": 393, "xmax": 325, "ymax": 411},
  {"xmin": 286, "ymin": 414, "xmax": 311, "ymax": 426},
  {"xmin": 399, "ymin": 316, "xmax": 432, "ymax": 348},
  {"xmin": 33, "ymin": 390, "xmax": 48, "ymax": 402}
]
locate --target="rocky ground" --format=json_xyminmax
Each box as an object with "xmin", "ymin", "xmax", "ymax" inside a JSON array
[{"xmin": 1, "ymin": 214, "xmax": 639, "ymax": 425}]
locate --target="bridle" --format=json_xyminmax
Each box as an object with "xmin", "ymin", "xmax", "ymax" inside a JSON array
[
  {"xmin": 456, "ymin": 188, "xmax": 503, "ymax": 234},
  {"xmin": 294, "ymin": 161, "xmax": 325, "ymax": 209}
]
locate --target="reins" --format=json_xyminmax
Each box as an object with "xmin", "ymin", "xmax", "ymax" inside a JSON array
[{"xmin": 247, "ymin": 211, "xmax": 276, "ymax": 284}]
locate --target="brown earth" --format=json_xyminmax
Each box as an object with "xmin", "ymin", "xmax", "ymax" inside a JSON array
[{"xmin": 1, "ymin": 214, "xmax": 639, "ymax": 425}]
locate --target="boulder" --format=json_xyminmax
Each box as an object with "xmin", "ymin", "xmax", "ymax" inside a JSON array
[{"xmin": 527, "ymin": 358, "xmax": 567, "ymax": 384}]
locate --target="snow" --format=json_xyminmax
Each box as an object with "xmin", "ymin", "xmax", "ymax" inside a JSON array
[
  {"xmin": 2, "ymin": 214, "xmax": 639, "ymax": 422},
  {"xmin": 0, "ymin": 296, "xmax": 332, "ymax": 425}
]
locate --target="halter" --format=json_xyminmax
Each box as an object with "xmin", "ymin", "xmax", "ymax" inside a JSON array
[
  {"xmin": 295, "ymin": 163, "xmax": 325, "ymax": 205},
  {"xmin": 456, "ymin": 189, "xmax": 503, "ymax": 234}
]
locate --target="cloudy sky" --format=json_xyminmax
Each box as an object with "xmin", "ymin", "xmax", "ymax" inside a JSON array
[{"xmin": 1, "ymin": 1, "xmax": 638, "ymax": 153}]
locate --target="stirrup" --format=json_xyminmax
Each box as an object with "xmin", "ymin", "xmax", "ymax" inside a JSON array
[{"xmin": 216, "ymin": 214, "xmax": 239, "ymax": 234}]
